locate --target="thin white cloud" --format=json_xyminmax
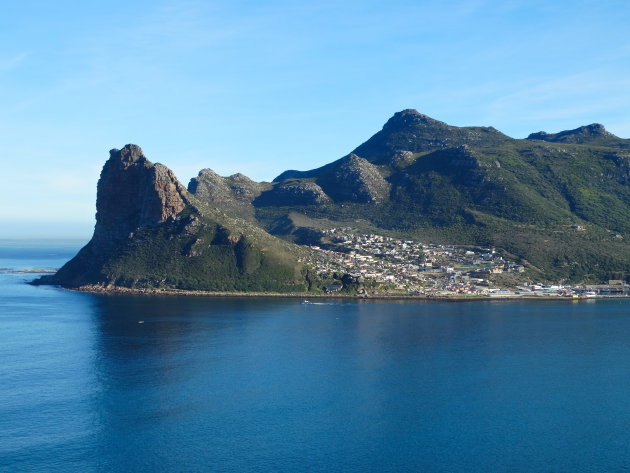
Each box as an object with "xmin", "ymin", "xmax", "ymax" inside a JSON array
[
  {"xmin": 0, "ymin": 52, "xmax": 27, "ymax": 73},
  {"xmin": 481, "ymin": 71, "xmax": 630, "ymax": 133},
  {"xmin": 489, "ymin": 73, "xmax": 630, "ymax": 106}
]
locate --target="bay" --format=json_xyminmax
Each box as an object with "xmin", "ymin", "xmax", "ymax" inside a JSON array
[{"xmin": 2, "ymin": 241, "xmax": 630, "ymax": 472}]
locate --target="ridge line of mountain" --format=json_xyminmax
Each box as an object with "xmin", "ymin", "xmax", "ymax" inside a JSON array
[{"xmin": 34, "ymin": 109, "xmax": 630, "ymax": 290}]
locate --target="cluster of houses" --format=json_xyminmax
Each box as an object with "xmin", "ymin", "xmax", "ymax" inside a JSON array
[
  {"xmin": 300, "ymin": 229, "xmax": 629, "ymax": 297},
  {"xmin": 302, "ymin": 229, "xmax": 524, "ymax": 294}
]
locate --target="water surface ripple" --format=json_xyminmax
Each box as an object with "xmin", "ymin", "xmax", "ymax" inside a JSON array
[{"xmin": 2, "ymin": 242, "xmax": 630, "ymax": 472}]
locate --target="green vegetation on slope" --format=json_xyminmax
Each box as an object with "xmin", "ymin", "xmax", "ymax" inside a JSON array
[{"xmin": 231, "ymin": 112, "xmax": 630, "ymax": 283}]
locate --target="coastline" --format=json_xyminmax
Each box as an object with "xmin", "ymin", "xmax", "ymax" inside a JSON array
[{"xmin": 65, "ymin": 284, "xmax": 629, "ymax": 302}]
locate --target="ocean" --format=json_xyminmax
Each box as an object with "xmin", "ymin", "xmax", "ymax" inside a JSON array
[{"xmin": 2, "ymin": 240, "xmax": 630, "ymax": 472}]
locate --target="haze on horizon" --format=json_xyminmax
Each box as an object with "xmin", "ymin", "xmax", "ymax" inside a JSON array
[{"xmin": 1, "ymin": 0, "xmax": 629, "ymax": 238}]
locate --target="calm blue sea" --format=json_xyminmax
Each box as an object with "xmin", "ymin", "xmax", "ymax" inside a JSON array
[{"xmin": 2, "ymin": 240, "xmax": 630, "ymax": 472}]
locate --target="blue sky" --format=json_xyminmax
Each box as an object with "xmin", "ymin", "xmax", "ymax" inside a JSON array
[{"xmin": 1, "ymin": 0, "xmax": 629, "ymax": 237}]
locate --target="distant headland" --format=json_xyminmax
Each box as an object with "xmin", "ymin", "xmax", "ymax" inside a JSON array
[{"xmin": 33, "ymin": 110, "xmax": 630, "ymax": 296}]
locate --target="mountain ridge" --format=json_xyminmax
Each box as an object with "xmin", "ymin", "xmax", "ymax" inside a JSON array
[
  {"xmin": 34, "ymin": 145, "xmax": 313, "ymax": 292},
  {"xmin": 36, "ymin": 110, "xmax": 630, "ymax": 289},
  {"xmin": 189, "ymin": 110, "xmax": 630, "ymax": 282}
]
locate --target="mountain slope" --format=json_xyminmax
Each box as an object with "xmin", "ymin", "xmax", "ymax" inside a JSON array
[
  {"xmin": 187, "ymin": 169, "xmax": 270, "ymax": 221},
  {"xmin": 49, "ymin": 112, "xmax": 628, "ymax": 285},
  {"xmin": 527, "ymin": 123, "xmax": 630, "ymax": 147},
  {"xmin": 352, "ymin": 109, "xmax": 512, "ymax": 164},
  {"xmin": 189, "ymin": 109, "xmax": 630, "ymax": 282},
  {"xmin": 34, "ymin": 145, "xmax": 310, "ymax": 292}
]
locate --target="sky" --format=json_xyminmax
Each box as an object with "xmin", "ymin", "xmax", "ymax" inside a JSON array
[{"xmin": 1, "ymin": 0, "xmax": 629, "ymax": 237}]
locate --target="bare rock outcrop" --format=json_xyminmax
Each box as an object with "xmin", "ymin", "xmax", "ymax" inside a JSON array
[
  {"xmin": 34, "ymin": 144, "xmax": 192, "ymax": 286},
  {"xmin": 255, "ymin": 180, "xmax": 331, "ymax": 206},
  {"xmin": 527, "ymin": 124, "xmax": 613, "ymax": 144},
  {"xmin": 92, "ymin": 144, "xmax": 189, "ymax": 250},
  {"xmin": 188, "ymin": 169, "xmax": 268, "ymax": 219},
  {"xmin": 351, "ymin": 109, "xmax": 510, "ymax": 164},
  {"xmin": 322, "ymin": 154, "xmax": 390, "ymax": 204}
]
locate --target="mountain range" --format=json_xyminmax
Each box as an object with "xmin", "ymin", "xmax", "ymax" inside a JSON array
[{"xmin": 36, "ymin": 110, "xmax": 630, "ymax": 291}]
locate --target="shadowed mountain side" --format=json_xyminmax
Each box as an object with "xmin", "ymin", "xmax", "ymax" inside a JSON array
[
  {"xmin": 254, "ymin": 180, "xmax": 331, "ymax": 206},
  {"xmin": 253, "ymin": 110, "xmax": 630, "ymax": 282},
  {"xmin": 270, "ymin": 154, "xmax": 390, "ymax": 204}
]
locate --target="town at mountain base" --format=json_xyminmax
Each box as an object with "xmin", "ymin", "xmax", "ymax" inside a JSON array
[{"xmin": 34, "ymin": 110, "xmax": 630, "ymax": 295}]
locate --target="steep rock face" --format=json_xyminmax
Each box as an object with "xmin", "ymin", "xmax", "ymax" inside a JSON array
[
  {"xmin": 188, "ymin": 169, "xmax": 268, "ymax": 219},
  {"xmin": 255, "ymin": 180, "xmax": 330, "ymax": 206},
  {"xmin": 34, "ymin": 144, "xmax": 308, "ymax": 292},
  {"xmin": 93, "ymin": 145, "xmax": 191, "ymax": 248},
  {"xmin": 321, "ymin": 154, "xmax": 390, "ymax": 203},
  {"xmin": 35, "ymin": 145, "xmax": 191, "ymax": 286}
]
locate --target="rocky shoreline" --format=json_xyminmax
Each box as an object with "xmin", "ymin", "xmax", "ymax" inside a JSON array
[{"xmin": 67, "ymin": 284, "xmax": 627, "ymax": 302}]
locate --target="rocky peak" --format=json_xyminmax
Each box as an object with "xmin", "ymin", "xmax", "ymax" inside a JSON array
[
  {"xmin": 527, "ymin": 124, "xmax": 613, "ymax": 144},
  {"xmin": 229, "ymin": 173, "xmax": 251, "ymax": 181},
  {"xmin": 341, "ymin": 153, "xmax": 360, "ymax": 166},
  {"xmin": 33, "ymin": 144, "xmax": 192, "ymax": 287},
  {"xmin": 188, "ymin": 169, "xmax": 231, "ymax": 201},
  {"xmin": 110, "ymin": 144, "xmax": 147, "ymax": 169},
  {"xmin": 95, "ymin": 144, "xmax": 188, "ymax": 247},
  {"xmin": 188, "ymin": 168, "xmax": 267, "ymax": 220},
  {"xmin": 352, "ymin": 109, "xmax": 510, "ymax": 164},
  {"xmin": 384, "ymin": 109, "xmax": 450, "ymax": 130},
  {"xmin": 583, "ymin": 123, "xmax": 608, "ymax": 135},
  {"xmin": 198, "ymin": 168, "xmax": 222, "ymax": 179},
  {"xmin": 189, "ymin": 169, "xmax": 265, "ymax": 202},
  {"xmin": 273, "ymin": 169, "xmax": 308, "ymax": 182},
  {"xmin": 225, "ymin": 173, "xmax": 266, "ymax": 199}
]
